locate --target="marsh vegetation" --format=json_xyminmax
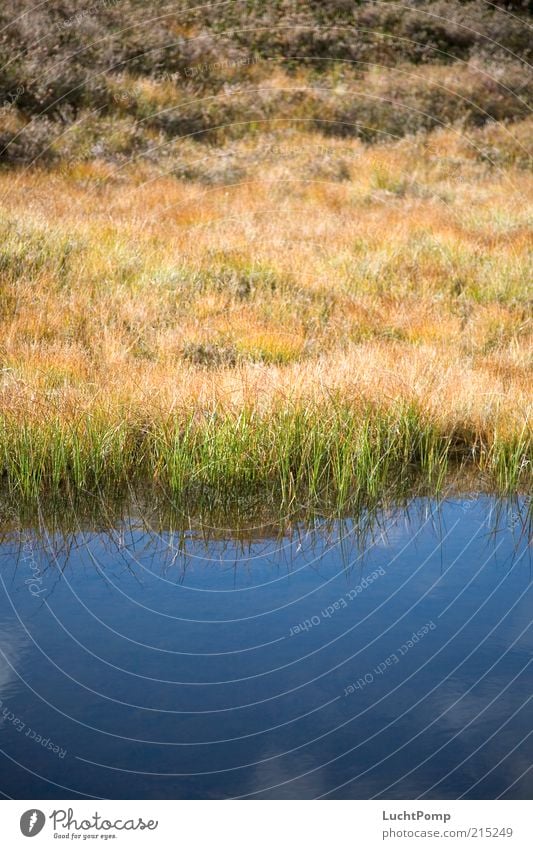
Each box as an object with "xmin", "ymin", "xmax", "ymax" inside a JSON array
[{"xmin": 0, "ymin": 1, "xmax": 530, "ymax": 511}]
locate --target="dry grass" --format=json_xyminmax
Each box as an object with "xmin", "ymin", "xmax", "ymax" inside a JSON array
[{"xmin": 0, "ymin": 121, "xmax": 531, "ymax": 504}]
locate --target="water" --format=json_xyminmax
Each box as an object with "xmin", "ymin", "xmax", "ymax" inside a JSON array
[{"xmin": 0, "ymin": 497, "xmax": 531, "ymax": 799}]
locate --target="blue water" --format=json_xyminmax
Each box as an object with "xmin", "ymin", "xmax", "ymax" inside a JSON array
[{"xmin": 0, "ymin": 497, "xmax": 531, "ymax": 799}]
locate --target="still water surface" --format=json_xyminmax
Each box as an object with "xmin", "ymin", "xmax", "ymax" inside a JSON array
[{"xmin": 0, "ymin": 497, "xmax": 531, "ymax": 799}]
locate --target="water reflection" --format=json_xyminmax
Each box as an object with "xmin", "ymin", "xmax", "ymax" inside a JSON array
[{"xmin": 0, "ymin": 495, "xmax": 531, "ymax": 799}]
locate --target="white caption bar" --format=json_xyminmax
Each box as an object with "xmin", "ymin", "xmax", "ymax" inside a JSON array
[{"xmin": 1, "ymin": 799, "xmax": 530, "ymax": 847}]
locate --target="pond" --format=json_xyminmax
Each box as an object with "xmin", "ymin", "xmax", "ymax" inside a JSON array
[{"xmin": 0, "ymin": 496, "xmax": 531, "ymax": 799}]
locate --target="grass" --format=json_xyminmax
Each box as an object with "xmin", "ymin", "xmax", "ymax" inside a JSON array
[
  {"xmin": 0, "ymin": 123, "xmax": 531, "ymax": 510},
  {"xmin": 0, "ymin": 0, "xmax": 531, "ymax": 514},
  {"xmin": 0, "ymin": 396, "xmax": 530, "ymax": 514}
]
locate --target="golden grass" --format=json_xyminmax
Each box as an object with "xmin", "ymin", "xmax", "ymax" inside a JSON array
[{"xmin": 0, "ymin": 121, "xmax": 531, "ymax": 502}]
